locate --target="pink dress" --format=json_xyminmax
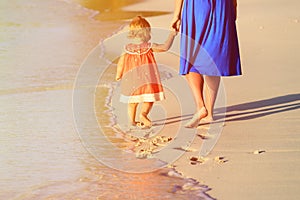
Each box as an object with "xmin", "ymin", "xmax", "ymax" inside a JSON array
[{"xmin": 117, "ymin": 42, "xmax": 165, "ymax": 103}]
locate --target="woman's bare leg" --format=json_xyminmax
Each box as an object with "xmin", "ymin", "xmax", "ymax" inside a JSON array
[
  {"xmin": 186, "ymin": 72, "xmax": 205, "ymax": 110},
  {"xmin": 184, "ymin": 72, "xmax": 208, "ymax": 128},
  {"xmin": 204, "ymin": 76, "xmax": 220, "ymax": 120},
  {"xmin": 128, "ymin": 103, "xmax": 138, "ymax": 125},
  {"xmin": 140, "ymin": 102, "xmax": 154, "ymax": 127}
]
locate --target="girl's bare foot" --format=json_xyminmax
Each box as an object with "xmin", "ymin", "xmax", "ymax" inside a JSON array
[
  {"xmin": 131, "ymin": 121, "xmax": 137, "ymax": 126},
  {"xmin": 184, "ymin": 107, "xmax": 208, "ymax": 128},
  {"xmin": 140, "ymin": 113, "xmax": 152, "ymax": 128},
  {"xmin": 128, "ymin": 121, "xmax": 138, "ymax": 129}
]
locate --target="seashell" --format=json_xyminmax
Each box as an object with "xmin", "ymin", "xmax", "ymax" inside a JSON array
[{"xmin": 253, "ymin": 150, "xmax": 266, "ymax": 154}]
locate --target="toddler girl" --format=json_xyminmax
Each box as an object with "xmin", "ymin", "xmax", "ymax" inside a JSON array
[{"xmin": 116, "ymin": 16, "xmax": 176, "ymax": 128}]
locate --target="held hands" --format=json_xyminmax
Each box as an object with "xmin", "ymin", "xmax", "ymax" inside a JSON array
[
  {"xmin": 171, "ymin": 17, "xmax": 181, "ymax": 32},
  {"xmin": 170, "ymin": 29, "xmax": 178, "ymax": 37}
]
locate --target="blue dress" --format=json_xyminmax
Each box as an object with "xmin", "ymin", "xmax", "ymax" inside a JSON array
[{"xmin": 180, "ymin": 0, "xmax": 242, "ymax": 76}]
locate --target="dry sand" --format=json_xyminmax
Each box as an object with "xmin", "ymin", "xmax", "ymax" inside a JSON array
[{"xmin": 122, "ymin": 0, "xmax": 300, "ymax": 199}]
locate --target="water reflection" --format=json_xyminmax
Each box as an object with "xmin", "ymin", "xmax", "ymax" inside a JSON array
[
  {"xmin": 74, "ymin": 0, "xmax": 171, "ymax": 21},
  {"xmin": 74, "ymin": 0, "xmax": 144, "ymax": 11}
]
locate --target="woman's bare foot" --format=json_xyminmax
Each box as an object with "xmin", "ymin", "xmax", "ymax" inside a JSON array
[
  {"xmin": 184, "ymin": 107, "xmax": 208, "ymax": 128},
  {"xmin": 201, "ymin": 116, "xmax": 214, "ymax": 123}
]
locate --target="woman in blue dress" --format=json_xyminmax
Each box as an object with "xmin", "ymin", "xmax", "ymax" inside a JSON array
[{"xmin": 171, "ymin": 0, "xmax": 242, "ymax": 128}]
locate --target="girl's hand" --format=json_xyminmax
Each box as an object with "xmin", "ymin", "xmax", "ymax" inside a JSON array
[
  {"xmin": 171, "ymin": 17, "xmax": 181, "ymax": 32},
  {"xmin": 170, "ymin": 29, "xmax": 178, "ymax": 37},
  {"xmin": 115, "ymin": 76, "xmax": 121, "ymax": 81}
]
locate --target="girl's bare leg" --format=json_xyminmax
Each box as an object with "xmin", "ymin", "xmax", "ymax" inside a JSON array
[
  {"xmin": 184, "ymin": 72, "xmax": 208, "ymax": 128},
  {"xmin": 128, "ymin": 103, "xmax": 138, "ymax": 126},
  {"xmin": 140, "ymin": 102, "xmax": 154, "ymax": 127},
  {"xmin": 204, "ymin": 76, "xmax": 220, "ymax": 121}
]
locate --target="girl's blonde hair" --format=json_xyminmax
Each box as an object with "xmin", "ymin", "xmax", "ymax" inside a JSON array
[{"xmin": 128, "ymin": 16, "xmax": 151, "ymax": 42}]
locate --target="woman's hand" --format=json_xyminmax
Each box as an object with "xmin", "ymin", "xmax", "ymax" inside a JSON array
[
  {"xmin": 171, "ymin": 0, "xmax": 183, "ymax": 31},
  {"xmin": 171, "ymin": 17, "xmax": 181, "ymax": 32}
]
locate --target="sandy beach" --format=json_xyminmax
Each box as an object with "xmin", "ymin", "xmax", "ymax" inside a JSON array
[
  {"xmin": 1, "ymin": 0, "xmax": 206, "ymax": 199},
  {"xmin": 121, "ymin": 0, "xmax": 300, "ymax": 199},
  {"xmin": 0, "ymin": 0, "xmax": 212, "ymax": 199},
  {"xmin": 1, "ymin": 0, "xmax": 300, "ymax": 199}
]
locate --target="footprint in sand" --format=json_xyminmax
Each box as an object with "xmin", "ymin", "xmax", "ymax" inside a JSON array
[
  {"xmin": 135, "ymin": 136, "xmax": 173, "ymax": 159},
  {"xmin": 151, "ymin": 136, "xmax": 172, "ymax": 147},
  {"xmin": 214, "ymin": 156, "xmax": 228, "ymax": 164},
  {"xmin": 196, "ymin": 133, "xmax": 214, "ymax": 140},
  {"xmin": 189, "ymin": 156, "xmax": 208, "ymax": 165},
  {"xmin": 173, "ymin": 146, "xmax": 197, "ymax": 152},
  {"xmin": 136, "ymin": 148, "xmax": 153, "ymax": 159},
  {"xmin": 189, "ymin": 156, "xmax": 228, "ymax": 165}
]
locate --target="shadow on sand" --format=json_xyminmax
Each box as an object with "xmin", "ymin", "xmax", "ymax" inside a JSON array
[
  {"xmin": 153, "ymin": 93, "xmax": 300, "ymax": 126},
  {"xmin": 221, "ymin": 93, "xmax": 300, "ymax": 122}
]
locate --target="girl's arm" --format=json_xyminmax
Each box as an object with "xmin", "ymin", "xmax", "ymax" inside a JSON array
[
  {"xmin": 115, "ymin": 54, "xmax": 125, "ymax": 81},
  {"xmin": 152, "ymin": 31, "xmax": 177, "ymax": 52},
  {"xmin": 171, "ymin": 0, "xmax": 184, "ymax": 32}
]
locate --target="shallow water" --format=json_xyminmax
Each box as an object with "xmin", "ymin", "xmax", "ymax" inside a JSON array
[{"xmin": 0, "ymin": 0, "xmax": 213, "ymax": 199}]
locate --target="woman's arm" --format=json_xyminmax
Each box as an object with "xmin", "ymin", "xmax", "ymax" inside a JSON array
[
  {"xmin": 171, "ymin": 0, "xmax": 184, "ymax": 32},
  {"xmin": 152, "ymin": 31, "xmax": 177, "ymax": 52}
]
